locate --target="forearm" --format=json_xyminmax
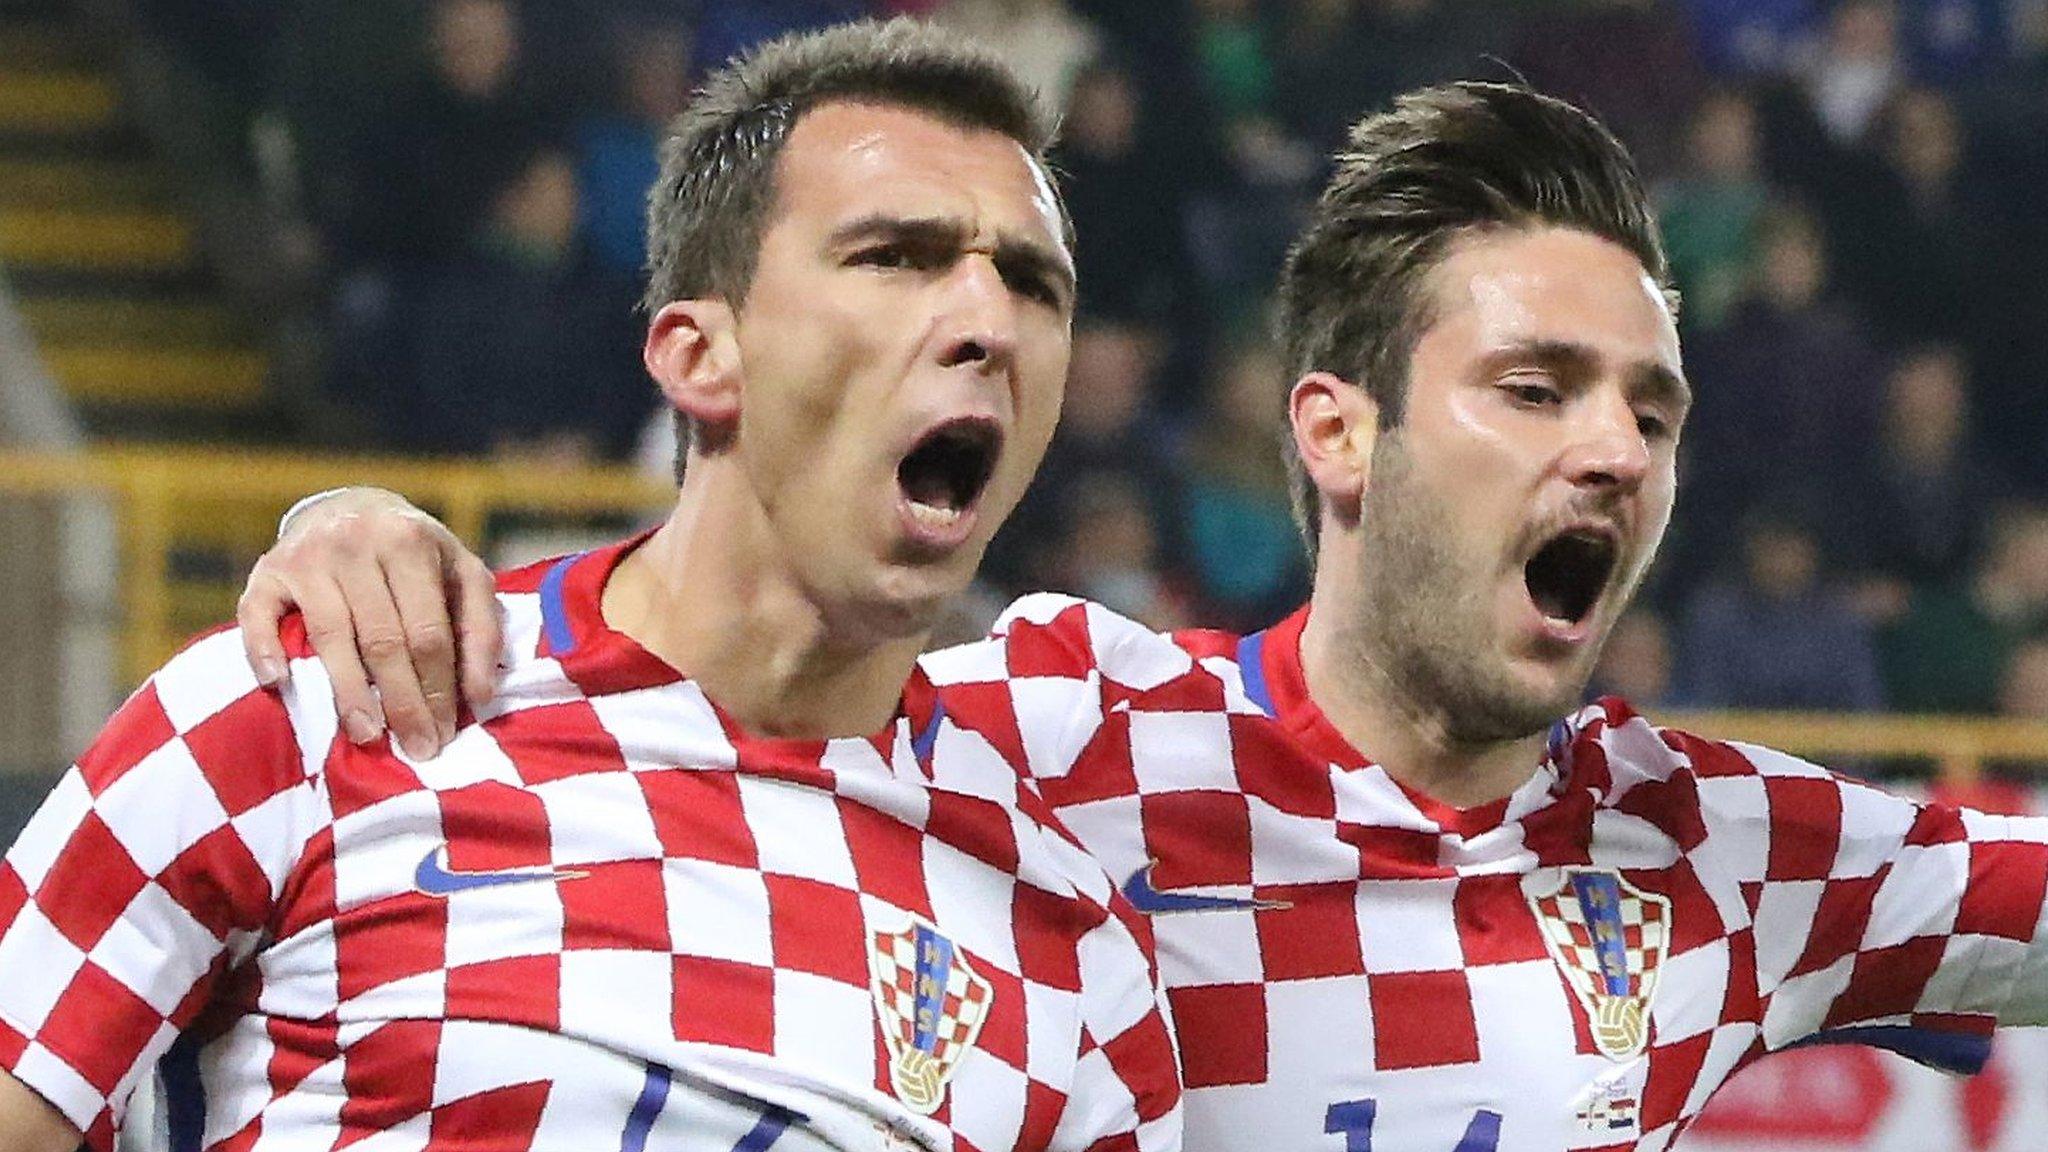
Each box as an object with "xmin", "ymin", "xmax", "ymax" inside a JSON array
[{"xmin": 0, "ymin": 1069, "xmax": 81, "ymax": 1152}]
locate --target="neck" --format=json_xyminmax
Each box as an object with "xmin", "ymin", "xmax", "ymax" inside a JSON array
[
  {"xmin": 1299, "ymin": 554, "xmax": 1548, "ymax": 809},
  {"xmin": 603, "ymin": 468, "xmax": 929, "ymax": 739}
]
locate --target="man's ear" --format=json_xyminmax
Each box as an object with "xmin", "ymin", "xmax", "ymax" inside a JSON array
[
  {"xmin": 1289, "ymin": 371, "xmax": 1381, "ymax": 523},
  {"xmin": 645, "ymin": 299, "xmax": 742, "ymax": 433}
]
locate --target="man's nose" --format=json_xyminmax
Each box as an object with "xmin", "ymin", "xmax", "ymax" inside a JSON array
[
  {"xmin": 1565, "ymin": 394, "xmax": 1651, "ymax": 491},
  {"xmin": 936, "ymin": 255, "xmax": 1018, "ymax": 372}
]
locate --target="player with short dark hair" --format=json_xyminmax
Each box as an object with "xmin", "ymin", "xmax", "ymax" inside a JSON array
[
  {"xmin": 0, "ymin": 20, "xmax": 1179, "ymax": 1152},
  {"xmin": 244, "ymin": 80, "xmax": 2048, "ymax": 1152}
]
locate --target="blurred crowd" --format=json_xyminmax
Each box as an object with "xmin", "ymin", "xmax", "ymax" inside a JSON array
[{"xmin": 135, "ymin": 0, "xmax": 2048, "ymax": 722}]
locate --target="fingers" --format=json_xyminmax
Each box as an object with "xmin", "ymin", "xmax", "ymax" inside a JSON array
[
  {"xmin": 236, "ymin": 572, "xmax": 295, "ymax": 688},
  {"xmin": 291, "ymin": 573, "xmax": 386, "ymax": 745},
  {"xmin": 333, "ymin": 554, "xmax": 441, "ymax": 762},
  {"xmin": 383, "ymin": 543, "xmax": 462, "ymax": 752},
  {"xmin": 448, "ymin": 551, "xmax": 504, "ymax": 710}
]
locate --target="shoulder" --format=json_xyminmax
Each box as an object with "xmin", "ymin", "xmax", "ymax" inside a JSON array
[{"xmin": 987, "ymin": 593, "xmax": 1227, "ymax": 690}]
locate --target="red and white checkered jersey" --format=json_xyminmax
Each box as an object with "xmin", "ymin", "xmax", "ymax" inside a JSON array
[
  {"xmin": 0, "ymin": 542, "xmax": 1180, "ymax": 1152},
  {"xmin": 969, "ymin": 594, "xmax": 2048, "ymax": 1152}
]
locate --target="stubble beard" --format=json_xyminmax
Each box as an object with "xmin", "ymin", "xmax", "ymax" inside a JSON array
[{"xmin": 1352, "ymin": 434, "xmax": 1590, "ymax": 746}]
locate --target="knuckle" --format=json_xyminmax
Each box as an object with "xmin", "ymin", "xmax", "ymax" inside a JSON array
[
  {"xmin": 407, "ymin": 623, "xmax": 454, "ymax": 655},
  {"xmin": 359, "ymin": 632, "xmax": 409, "ymax": 661}
]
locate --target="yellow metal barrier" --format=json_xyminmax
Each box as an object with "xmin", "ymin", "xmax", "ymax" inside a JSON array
[
  {"xmin": 0, "ymin": 446, "xmax": 673, "ymax": 683},
  {"xmin": 5, "ymin": 447, "xmax": 2048, "ymax": 781}
]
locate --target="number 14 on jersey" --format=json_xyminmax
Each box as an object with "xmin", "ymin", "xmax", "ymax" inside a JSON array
[{"xmin": 1327, "ymin": 1099, "xmax": 1503, "ymax": 1151}]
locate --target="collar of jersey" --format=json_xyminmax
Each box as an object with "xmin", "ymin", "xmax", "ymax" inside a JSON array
[
  {"xmin": 1247, "ymin": 603, "xmax": 1519, "ymax": 838},
  {"xmin": 535, "ymin": 533, "xmax": 943, "ymax": 771}
]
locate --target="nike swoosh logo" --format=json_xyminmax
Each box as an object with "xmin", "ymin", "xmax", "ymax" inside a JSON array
[
  {"xmin": 413, "ymin": 846, "xmax": 587, "ymax": 897},
  {"xmin": 1121, "ymin": 861, "xmax": 1291, "ymax": 915}
]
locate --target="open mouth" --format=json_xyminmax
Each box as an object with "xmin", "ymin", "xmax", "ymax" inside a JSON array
[
  {"xmin": 1524, "ymin": 528, "xmax": 1619, "ymax": 627},
  {"xmin": 897, "ymin": 417, "xmax": 1002, "ymax": 529}
]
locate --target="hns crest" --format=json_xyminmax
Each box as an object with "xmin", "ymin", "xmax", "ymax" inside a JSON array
[
  {"xmin": 1530, "ymin": 869, "xmax": 1670, "ymax": 1060},
  {"xmin": 868, "ymin": 918, "xmax": 993, "ymax": 1114}
]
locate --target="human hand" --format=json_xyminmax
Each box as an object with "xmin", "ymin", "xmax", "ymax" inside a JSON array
[{"xmin": 237, "ymin": 487, "xmax": 501, "ymax": 759}]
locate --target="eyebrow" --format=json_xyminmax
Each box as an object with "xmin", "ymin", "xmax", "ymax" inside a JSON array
[
  {"xmin": 824, "ymin": 213, "xmax": 1077, "ymax": 302},
  {"xmin": 1495, "ymin": 338, "xmax": 1693, "ymax": 417}
]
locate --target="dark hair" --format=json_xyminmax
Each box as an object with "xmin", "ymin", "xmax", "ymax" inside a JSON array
[
  {"xmin": 1274, "ymin": 82, "xmax": 1673, "ymax": 559},
  {"xmin": 643, "ymin": 19, "xmax": 1062, "ymax": 474}
]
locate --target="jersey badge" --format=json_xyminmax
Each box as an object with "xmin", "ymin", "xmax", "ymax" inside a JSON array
[
  {"xmin": 1529, "ymin": 868, "xmax": 1670, "ymax": 1060},
  {"xmin": 868, "ymin": 917, "xmax": 993, "ymax": 1115},
  {"xmin": 1572, "ymin": 1070, "xmax": 1642, "ymax": 1135}
]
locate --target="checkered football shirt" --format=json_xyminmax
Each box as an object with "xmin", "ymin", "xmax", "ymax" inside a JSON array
[
  {"xmin": 964, "ymin": 594, "xmax": 2048, "ymax": 1152},
  {"xmin": 0, "ymin": 543, "xmax": 1180, "ymax": 1152}
]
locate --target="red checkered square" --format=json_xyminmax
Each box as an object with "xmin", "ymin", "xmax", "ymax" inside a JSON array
[
  {"xmin": 1956, "ymin": 839, "xmax": 2048, "ymax": 940},
  {"xmin": 1764, "ymin": 776, "xmax": 1844, "ymax": 881},
  {"xmin": 1254, "ymin": 882, "xmax": 1364, "ymax": 980},
  {"xmin": 35, "ymin": 813, "xmax": 149, "ymax": 952},
  {"xmin": 1138, "ymin": 791, "xmax": 1252, "ymax": 889},
  {"xmin": 764, "ymin": 875, "xmax": 866, "ymax": 985},
  {"xmin": 73, "ymin": 683, "xmax": 175, "ymax": 797},
  {"xmin": 1009, "ymin": 884, "xmax": 1086, "ymax": 992},
  {"xmin": 841, "ymin": 800, "xmax": 933, "ymax": 919},
  {"xmin": 1823, "ymin": 934, "xmax": 1948, "ymax": 1028},
  {"xmin": 492, "ymin": 699, "xmax": 623, "ymax": 786},
  {"xmin": 1789, "ymin": 873, "xmax": 1886, "ymax": 979},
  {"xmin": 1168, "ymin": 983, "xmax": 1267, "ymax": 1088},
  {"xmin": 561, "ymin": 858, "xmax": 667, "ymax": 952},
  {"xmin": 640, "ymin": 770, "xmax": 758, "ymax": 870},
  {"xmin": 155, "ymin": 824, "xmax": 273, "ymax": 942},
  {"xmin": 1368, "ymin": 969, "xmax": 1479, "ymax": 1070},
  {"xmin": 182, "ymin": 692, "xmax": 303, "ymax": 817},
  {"xmin": 673, "ymin": 955, "xmax": 775, "ymax": 1053},
  {"xmin": 926, "ymin": 792, "xmax": 1020, "ymax": 877},
  {"xmin": 1452, "ymin": 874, "xmax": 1550, "ymax": 966},
  {"xmin": 446, "ymin": 954, "xmax": 561, "ymax": 1032},
  {"xmin": 40, "ymin": 960, "xmax": 163, "ymax": 1094}
]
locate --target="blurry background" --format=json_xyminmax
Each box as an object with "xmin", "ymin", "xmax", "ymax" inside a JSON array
[{"xmin": 2, "ymin": 1, "xmax": 2048, "ymax": 1145}]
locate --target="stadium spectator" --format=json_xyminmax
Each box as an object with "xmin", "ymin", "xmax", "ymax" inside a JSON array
[
  {"xmin": 1999, "ymin": 634, "xmax": 2048, "ymax": 718},
  {"xmin": 1173, "ymin": 337, "xmax": 1307, "ymax": 630},
  {"xmin": 1833, "ymin": 346, "xmax": 2006, "ymax": 607},
  {"xmin": 929, "ymin": 0, "xmax": 1098, "ymax": 116},
  {"xmin": 1049, "ymin": 60, "xmax": 1204, "ymax": 354},
  {"xmin": 1509, "ymin": 0, "xmax": 1706, "ymax": 179},
  {"xmin": 1802, "ymin": 0, "xmax": 1908, "ymax": 143},
  {"xmin": 1678, "ymin": 504, "xmax": 1886, "ymax": 711},
  {"xmin": 381, "ymin": 143, "xmax": 648, "ymax": 461},
  {"xmin": 574, "ymin": 18, "xmax": 693, "ymax": 279},
  {"xmin": 1678, "ymin": 0, "xmax": 1821, "ymax": 75},
  {"xmin": 1681, "ymin": 203, "xmax": 1887, "ymax": 571},
  {"xmin": 348, "ymin": 0, "xmax": 558, "ymax": 269},
  {"xmin": 1049, "ymin": 472, "xmax": 1194, "ymax": 632},
  {"xmin": 1655, "ymin": 87, "xmax": 1771, "ymax": 332},
  {"xmin": 1879, "ymin": 501, "xmax": 2048, "ymax": 713},
  {"xmin": 988, "ymin": 316, "xmax": 1180, "ymax": 593}
]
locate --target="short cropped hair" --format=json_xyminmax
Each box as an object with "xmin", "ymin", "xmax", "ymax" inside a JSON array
[
  {"xmin": 1275, "ymin": 82, "xmax": 1673, "ymax": 559},
  {"xmin": 644, "ymin": 19, "xmax": 1062, "ymax": 473}
]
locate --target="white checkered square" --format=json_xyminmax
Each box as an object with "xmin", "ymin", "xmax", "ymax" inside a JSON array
[
  {"xmin": 534, "ymin": 770, "xmax": 664, "ymax": 866},
  {"xmin": 1155, "ymin": 904, "xmax": 1265, "ymax": 987},
  {"xmin": 0, "ymin": 902, "xmax": 85, "ymax": 1028},
  {"xmin": 739, "ymin": 776, "xmax": 857, "ymax": 887},
  {"xmin": 920, "ymin": 842, "xmax": 1023, "ymax": 975},
  {"xmin": 1764, "ymin": 952, "xmax": 1854, "ymax": 1047},
  {"xmin": 442, "ymin": 884, "xmax": 567, "ymax": 968},
  {"xmin": 1652, "ymin": 937, "xmax": 1730, "ymax": 1043},
  {"xmin": 151, "ymin": 630, "xmax": 260, "ymax": 731},
  {"xmin": 6, "ymin": 772, "xmax": 91, "ymax": 891},
  {"xmin": 558, "ymin": 949, "xmax": 673, "ymax": 1045},
  {"xmin": 1020, "ymin": 979, "xmax": 1081, "ymax": 1084},
  {"xmin": 1358, "ymin": 878, "xmax": 1465, "ymax": 972},
  {"xmin": 1752, "ymin": 879, "xmax": 1825, "ymax": 987},
  {"xmin": 1010, "ymin": 676, "xmax": 1103, "ymax": 783},
  {"xmin": 1130, "ymin": 712, "xmax": 1237, "ymax": 794},
  {"xmin": 1247, "ymin": 796, "xmax": 1349, "ymax": 886},
  {"xmin": 663, "ymin": 857, "xmax": 772, "ymax": 965},
  {"xmin": 928, "ymin": 725, "xmax": 1027, "ymax": 803},
  {"xmin": 1865, "ymin": 840, "xmax": 1967, "ymax": 949},
  {"xmin": 90, "ymin": 882, "xmax": 214, "ymax": 1014},
  {"xmin": 330, "ymin": 789, "xmax": 444, "ymax": 912},
  {"xmin": 95, "ymin": 739, "xmax": 230, "ymax": 875},
  {"xmin": 770, "ymin": 968, "xmax": 873, "ymax": 1073},
  {"xmin": 949, "ymin": 1044, "xmax": 1030, "ymax": 1152},
  {"xmin": 1834, "ymin": 781, "xmax": 1916, "ymax": 878}
]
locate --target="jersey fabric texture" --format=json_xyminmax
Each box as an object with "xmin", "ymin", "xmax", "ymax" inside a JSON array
[
  {"xmin": 965, "ymin": 594, "xmax": 2048, "ymax": 1152},
  {"xmin": 0, "ymin": 543, "xmax": 1180, "ymax": 1152}
]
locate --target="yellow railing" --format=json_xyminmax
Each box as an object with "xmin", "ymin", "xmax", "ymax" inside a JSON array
[
  {"xmin": 4, "ymin": 447, "xmax": 2048, "ymax": 781},
  {"xmin": 0, "ymin": 446, "xmax": 673, "ymax": 682}
]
